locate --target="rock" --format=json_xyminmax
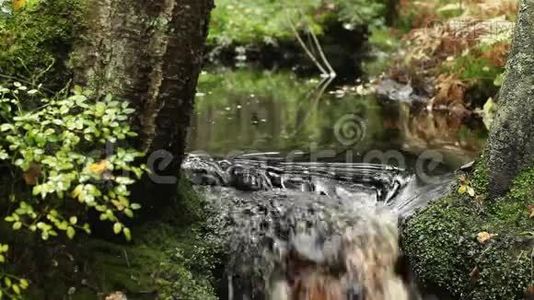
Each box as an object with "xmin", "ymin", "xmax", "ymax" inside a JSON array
[{"xmin": 375, "ymin": 79, "xmax": 426, "ymax": 103}]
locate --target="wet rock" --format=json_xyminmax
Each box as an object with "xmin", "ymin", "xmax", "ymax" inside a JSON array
[{"xmin": 376, "ymin": 79, "xmax": 426, "ymax": 103}]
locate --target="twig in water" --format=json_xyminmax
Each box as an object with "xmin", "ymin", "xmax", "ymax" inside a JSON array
[{"xmin": 286, "ymin": 15, "xmax": 329, "ymax": 77}]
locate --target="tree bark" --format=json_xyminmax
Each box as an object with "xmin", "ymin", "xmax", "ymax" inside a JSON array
[
  {"xmin": 73, "ymin": 0, "xmax": 213, "ymax": 193},
  {"xmin": 486, "ymin": 0, "xmax": 534, "ymax": 197}
]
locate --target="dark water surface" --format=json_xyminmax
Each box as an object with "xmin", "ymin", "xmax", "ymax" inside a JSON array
[{"xmin": 188, "ymin": 67, "xmax": 487, "ymax": 173}]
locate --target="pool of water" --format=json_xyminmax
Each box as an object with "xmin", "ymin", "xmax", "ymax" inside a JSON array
[{"xmin": 188, "ymin": 67, "xmax": 487, "ymax": 175}]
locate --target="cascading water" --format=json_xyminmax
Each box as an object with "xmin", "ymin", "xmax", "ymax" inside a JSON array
[{"xmin": 184, "ymin": 154, "xmax": 453, "ymax": 300}]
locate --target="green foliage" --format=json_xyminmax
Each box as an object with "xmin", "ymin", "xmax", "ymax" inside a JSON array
[
  {"xmin": 0, "ymin": 0, "xmax": 84, "ymax": 90},
  {"xmin": 0, "ymin": 243, "xmax": 29, "ymax": 299},
  {"xmin": 336, "ymin": 0, "xmax": 385, "ymax": 26},
  {"xmin": 208, "ymin": 0, "xmax": 323, "ymax": 46},
  {"xmin": 0, "ymin": 82, "xmax": 147, "ymax": 297},
  {"xmin": 403, "ymin": 167, "xmax": 534, "ymax": 299},
  {"xmin": 208, "ymin": 0, "xmax": 385, "ymax": 46}
]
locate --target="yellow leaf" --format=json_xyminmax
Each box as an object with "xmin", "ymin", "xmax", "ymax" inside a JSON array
[
  {"xmin": 88, "ymin": 160, "xmax": 108, "ymax": 175},
  {"xmin": 12, "ymin": 0, "xmax": 26, "ymax": 11},
  {"xmin": 477, "ymin": 231, "xmax": 497, "ymax": 244},
  {"xmin": 458, "ymin": 185, "xmax": 467, "ymax": 194},
  {"xmin": 71, "ymin": 184, "xmax": 83, "ymax": 199}
]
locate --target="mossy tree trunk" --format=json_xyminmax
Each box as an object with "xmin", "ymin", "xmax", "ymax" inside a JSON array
[
  {"xmin": 486, "ymin": 0, "xmax": 534, "ymax": 197},
  {"xmin": 73, "ymin": 0, "xmax": 213, "ymax": 199}
]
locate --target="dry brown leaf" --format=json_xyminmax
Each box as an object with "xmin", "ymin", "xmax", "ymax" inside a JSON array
[
  {"xmin": 23, "ymin": 163, "xmax": 41, "ymax": 186},
  {"xmin": 477, "ymin": 231, "xmax": 497, "ymax": 244},
  {"xmin": 528, "ymin": 205, "xmax": 534, "ymax": 219}
]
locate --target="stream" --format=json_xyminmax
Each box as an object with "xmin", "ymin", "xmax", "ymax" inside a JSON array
[{"xmin": 185, "ymin": 67, "xmax": 488, "ymax": 299}]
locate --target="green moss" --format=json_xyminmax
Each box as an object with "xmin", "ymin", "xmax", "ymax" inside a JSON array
[
  {"xmin": 471, "ymin": 154, "xmax": 490, "ymax": 194},
  {"xmin": 23, "ymin": 179, "xmax": 222, "ymax": 299},
  {"xmin": 0, "ymin": 0, "xmax": 85, "ymax": 90},
  {"xmin": 402, "ymin": 167, "xmax": 534, "ymax": 299}
]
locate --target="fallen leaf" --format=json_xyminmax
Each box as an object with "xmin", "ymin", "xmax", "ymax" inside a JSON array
[
  {"xmin": 528, "ymin": 205, "xmax": 534, "ymax": 219},
  {"xmin": 467, "ymin": 187, "xmax": 475, "ymax": 197},
  {"xmin": 23, "ymin": 163, "xmax": 41, "ymax": 186},
  {"xmin": 477, "ymin": 231, "xmax": 497, "ymax": 244}
]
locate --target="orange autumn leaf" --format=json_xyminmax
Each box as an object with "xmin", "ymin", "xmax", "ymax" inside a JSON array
[
  {"xmin": 88, "ymin": 160, "xmax": 109, "ymax": 175},
  {"xmin": 12, "ymin": 0, "xmax": 26, "ymax": 11}
]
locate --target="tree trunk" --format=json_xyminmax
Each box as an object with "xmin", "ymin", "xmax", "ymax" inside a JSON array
[
  {"xmin": 73, "ymin": 0, "xmax": 213, "ymax": 196},
  {"xmin": 486, "ymin": 0, "xmax": 534, "ymax": 197}
]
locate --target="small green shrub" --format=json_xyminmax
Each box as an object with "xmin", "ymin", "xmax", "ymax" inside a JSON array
[{"xmin": 0, "ymin": 82, "xmax": 147, "ymax": 297}]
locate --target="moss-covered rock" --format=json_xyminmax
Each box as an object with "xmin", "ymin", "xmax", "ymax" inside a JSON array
[
  {"xmin": 0, "ymin": 0, "xmax": 84, "ymax": 90},
  {"xmin": 402, "ymin": 166, "xmax": 534, "ymax": 299}
]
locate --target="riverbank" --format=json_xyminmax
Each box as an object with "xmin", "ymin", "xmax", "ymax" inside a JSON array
[{"xmin": 402, "ymin": 158, "xmax": 533, "ymax": 299}]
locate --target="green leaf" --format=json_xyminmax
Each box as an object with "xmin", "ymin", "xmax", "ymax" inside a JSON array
[
  {"xmin": 12, "ymin": 222, "xmax": 22, "ymax": 230},
  {"xmin": 83, "ymin": 223, "xmax": 91, "ymax": 234},
  {"xmin": 66, "ymin": 226, "xmax": 76, "ymax": 239},
  {"xmin": 12, "ymin": 284, "xmax": 20, "ymax": 295},
  {"xmin": 69, "ymin": 216, "xmax": 78, "ymax": 225},
  {"xmin": 19, "ymin": 279, "xmax": 29, "ymax": 289},
  {"xmin": 124, "ymin": 208, "xmax": 134, "ymax": 218},
  {"xmin": 0, "ymin": 123, "xmax": 13, "ymax": 132},
  {"xmin": 113, "ymin": 222, "xmax": 122, "ymax": 234},
  {"xmin": 123, "ymin": 227, "xmax": 131, "ymax": 241}
]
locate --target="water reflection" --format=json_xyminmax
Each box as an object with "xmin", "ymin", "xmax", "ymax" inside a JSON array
[{"xmin": 188, "ymin": 68, "xmax": 487, "ymax": 171}]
